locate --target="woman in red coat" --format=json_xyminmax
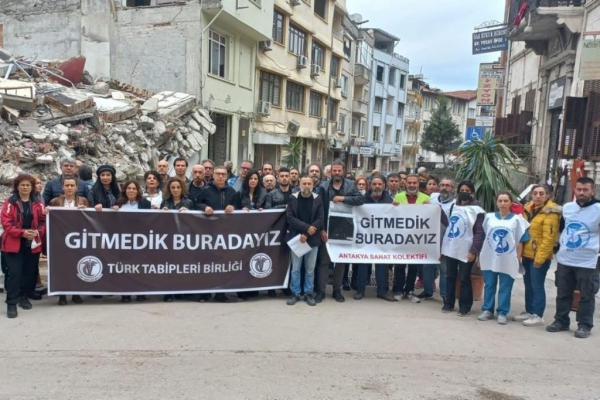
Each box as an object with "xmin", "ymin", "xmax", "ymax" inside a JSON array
[{"xmin": 1, "ymin": 174, "xmax": 46, "ymax": 318}]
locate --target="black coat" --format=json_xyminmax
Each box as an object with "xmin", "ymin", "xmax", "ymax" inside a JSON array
[
  {"xmin": 286, "ymin": 192, "xmax": 324, "ymax": 248},
  {"xmin": 195, "ymin": 183, "xmax": 236, "ymax": 211},
  {"xmin": 234, "ymin": 190, "xmax": 267, "ymax": 210},
  {"xmin": 160, "ymin": 197, "xmax": 194, "ymax": 210},
  {"xmin": 265, "ymin": 188, "xmax": 292, "ymax": 209}
]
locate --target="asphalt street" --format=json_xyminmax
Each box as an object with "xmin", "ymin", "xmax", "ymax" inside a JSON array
[{"xmin": 1, "ymin": 268, "xmax": 599, "ymax": 400}]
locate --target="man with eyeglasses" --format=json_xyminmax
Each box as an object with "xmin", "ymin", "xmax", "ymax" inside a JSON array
[
  {"xmin": 201, "ymin": 159, "xmax": 215, "ymax": 183},
  {"xmin": 228, "ymin": 160, "xmax": 254, "ymax": 192},
  {"xmin": 43, "ymin": 157, "xmax": 90, "ymax": 205}
]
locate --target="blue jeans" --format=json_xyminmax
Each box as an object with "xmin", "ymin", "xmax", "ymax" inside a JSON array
[
  {"xmin": 422, "ymin": 261, "xmax": 447, "ymax": 297},
  {"xmin": 356, "ymin": 264, "xmax": 389, "ymax": 295},
  {"xmin": 522, "ymin": 258, "xmax": 550, "ymax": 317},
  {"xmin": 291, "ymin": 247, "xmax": 318, "ymax": 296},
  {"xmin": 482, "ymin": 270, "xmax": 515, "ymax": 316}
]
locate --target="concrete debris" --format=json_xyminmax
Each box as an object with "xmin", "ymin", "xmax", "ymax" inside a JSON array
[{"xmin": 0, "ymin": 50, "xmax": 213, "ymax": 185}]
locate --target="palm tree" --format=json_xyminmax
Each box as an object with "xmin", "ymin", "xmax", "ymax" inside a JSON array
[
  {"xmin": 282, "ymin": 138, "xmax": 304, "ymax": 169},
  {"xmin": 454, "ymin": 133, "xmax": 530, "ymax": 211}
]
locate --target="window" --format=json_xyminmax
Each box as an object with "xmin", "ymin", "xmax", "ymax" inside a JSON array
[
  {"xmin": 330, "ymin": 56, "xmax": 340, "ymax": 78},
  {"xmin": 468, "ymin": 108, "xmax": 476, "ymax": 118},
  {"xmin": 286, "ymin": 81, "xmax": 305, "ymax": 112},
  {"xmin": 340, "ymin": 75, "xmax": 348, "ymax": 95},
  {"xmin": 360, "ymin": 120, "xmax": 366, "ymax": 137},
  {"xmin": 400, "ymin": 74, "xmax": 406, "ymax": 89},
  {"xmin": 356, "ymin": 40, "xmax": 372, "ymax": 66},
  {"xmin": 312, "ymin": 41, "xmax": 325, "ymax": 68},
  {"xmin": 272, "ymin": 10, "xmax": 284, "ymax": 44},
  {"xmin": 288, "ymin": 24, "xmax": 307, "ymax": 56},
  {"xmin": 309, "ymin": 91, "xmax": 323, "ymax": 117},
  {"xmin": 339, "ymin": 113, "xmax": 346, "ymax": 133},
  {"xmin": 328, "ymin": 99, "xmax": 339, "ymax": 121},
  {"xmin": 374, "ymin": 97, "xmax": 383, "ymax": 113},
  {"xmin": 259, "ymin": 72, "xmax": 281, "ymax": 106},
  {"xmin": 424, "ymin": 96, "xmax": 432, "ymax": 110},
  {"xmin": 314, "ymin": 0, "xmax": 327, "ymax": 19},
  {"xmin": 397, "ymin": 103, "xmax": 404, "ymax": 118},
  {"xmin": 343, "ymin": 37, "xmax": 351, "ymax": 59},
  {"xmin": 395, "ymin": 129, "xmax": 402, "ymax": 143},
  {"xmin": 376, "ymin": 65, "xmax": 384, "ymax": 82},
  {"xmin": 452, "ymin": 101, "xmax": 462, "ymax": 115},
  {"xmin": 373, "ymin": 126, "xmax": 380, "ymax": 142},
  {"xmin": 389, "ymin": 68, "xmax": 396, "ymax": 86},
  {"xmin": 209, "ymin": 30, "xmax": 228, "ymax": 79},
  {"xmin": 352, "ymin": 118, "xmax": 359, "ymax": 136},
  {"xmin": 250, "ymin": 0, "xmax": 261, "ymax": 6}
]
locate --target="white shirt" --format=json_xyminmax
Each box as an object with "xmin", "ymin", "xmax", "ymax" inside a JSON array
[
  {"xmin": 144, "ymin": 192, "xmax": 163, "ymax": 209},
  {"xmin": 120, "ymin": 201, "xmax": 139, "ymax": 210}
]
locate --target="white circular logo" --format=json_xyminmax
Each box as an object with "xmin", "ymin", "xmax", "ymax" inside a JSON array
[
  {"xmin": 77, "ymin": 256, "xmax": 104, "ymax": 282},
  {"xmin": 249, "ymin": 253, "xmax": 273, "ymax": 278}
]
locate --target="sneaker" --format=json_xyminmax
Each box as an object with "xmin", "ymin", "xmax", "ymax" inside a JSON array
[
  {"xmin": 332, "ymin": 290, "xmax": 345, "ymax": 303},
  {"xmin": 477, "ymin": 310, "xmax": 494, "ymax": 321},
  {"xmin": 406, "ymin": 292, "xmax": 421, "ymax": 303},
  {"xmin": 287, "ymin": 295, "xmax": 300, "ymax": 305},
  {"xmin": 458, "ymin": 310, "xmax": 471, "ymax": 317},
  {"xmin": 7, "ymin": 304, "xmax": 17, "ymax": 318},
  {"xmin": 441, "ymin": 306, "xmax": 455, "ymax": 313},
  {"xmin": 497, "ymin": 314, "xmax": 508, "ymax": 325},
  {"xmin": 546, "ymin": 321, "xmax": 570, "ymax": 333},
  {"xmin": 415, "ymin": 279, "xmax": 423, "ymax": 289},
  {"xmin": 314, "ymin": 292, "xmax": 325, "ymax": 303},
  {"xmin": 377, "ymin": 293, "xmax": 397, "ymax": 302},
  {"xmin": 18, "ymin": 297, "xmax": 32, "ymax": 310},
  {"xmin": 353, "ymin": 292, "xmax": 364, "ymax": 300},
  {"xmin": 575, "ymin": 327, "xmax": 591, "ymax": 339},
  {"xmin": 304, "ymin": 294, "xmax": 316, "ymax": 306},
  {"xmin": 393, "ymin": 293, "xmax": 403, "ymax": 301},
  {"xmin": 512, "ymin": 312, "xmax": 532, "ymax": 322},
  {"xmin": 523, "ymin": 315, "xmax": 545, "ymax": 327},
  {"xmin": 416, "ymin": 292, "xmax": 433, "ymax": 300}
]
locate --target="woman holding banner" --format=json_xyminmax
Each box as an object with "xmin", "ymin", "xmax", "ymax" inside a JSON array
[
  {"xmin": 1, "ymin": 174, "xmax": 46, "ymax": 318},
  {"xmin": 48, "ymin": 175, "xmax": 88, "ymax": 306},
  {"xmin": 235, "ymin": 169, "xmax": 266, "ymax": 211},
  {"xmin": 113, "ymin": 180, "xmax": 152, "ymax": 303},
  {"xmin": 88, "ymin": 165, "xmax": 120, "ymax": 211}
]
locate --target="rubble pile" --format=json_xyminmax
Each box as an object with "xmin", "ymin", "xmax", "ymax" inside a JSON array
[{"xmin": 0, "ymin": 49, "xmax": 214, "ymax": 187}]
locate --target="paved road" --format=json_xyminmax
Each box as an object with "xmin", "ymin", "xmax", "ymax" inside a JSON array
[{"xmin": 1, "ymin": 273, "xmax": 599, "ymax": 400}]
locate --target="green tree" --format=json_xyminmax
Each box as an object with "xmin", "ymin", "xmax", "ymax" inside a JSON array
[
  {"xmin": 282, "ymin": 137, "xmax": 304, "ymax": 169},
  {"xmin": 420, "ymin": 96, "xmax": 461, "ymax": 167}
]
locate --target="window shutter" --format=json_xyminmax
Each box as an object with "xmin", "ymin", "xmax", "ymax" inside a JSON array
[
  {"xmin": 585, "ymin": 92, "xmax": 600, "ymax": 160},
  {"xmin": 584, "ymin": 80, "xmax": 600, "ymax": 97},
  {"xmin": 506, "ymin": 114, "xmax": 519, "ymax": 134},
  {"xmin": 559, "ymin": 96, "xmax": 588, "ymax": 159},
  {"xmin": 524, "ymin": 89, "xmax": 535, "ymax": 112},
  {"xmin": 495, "ymin": 117, "xmax": 504, "ymax": 135}
]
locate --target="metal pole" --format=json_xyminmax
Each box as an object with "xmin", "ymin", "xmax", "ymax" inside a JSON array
[{"xmin": 324, "ymin": 31, "xmax": 335, "ymax": 166}]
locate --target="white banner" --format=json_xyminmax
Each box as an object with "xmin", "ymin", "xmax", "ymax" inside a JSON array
[{"xmin": 326, "ymin": 203, "xmax": 441, "ymax": 264}]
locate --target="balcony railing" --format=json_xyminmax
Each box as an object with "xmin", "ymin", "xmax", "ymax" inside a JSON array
[{"xmin": 509, "ymin": 0, "xmax": 585, "ymax": 26}]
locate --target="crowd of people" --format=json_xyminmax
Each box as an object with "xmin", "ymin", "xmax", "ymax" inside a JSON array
[{"xmin": 1, "ymin": 157, "xmax": 599, "ymax": 339}]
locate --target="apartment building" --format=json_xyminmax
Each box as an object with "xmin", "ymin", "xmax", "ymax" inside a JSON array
[{"xmin": 252, "ymin": 0, "xmax": 347, "ymax": 169}]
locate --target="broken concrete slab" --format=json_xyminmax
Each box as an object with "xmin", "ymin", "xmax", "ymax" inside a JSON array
[
  {"xmin": 151, "ymin": 91, "xmax": 197, "ymax": 119},
  {"xmin": 194, "ymin": 114, "xmax": 217, "ymax": 135},
  {"xmin": 0, "ymin": 163, "xmax": 23, "ymax": 184},
  {"xmin": 93, "ymin": 96, "xmax": 138, "ymax": 123},
  {"xmin": 141, "ymin": 97, "xmax": 158, "ymax": 113},
  {"xmin": 17, "ymin": 119, "xmax": 40, "ymax": 134},
  {"xmin": 139, "ymin": 116, "xmax": 155, "ymax": 130},
  {"xmin": 93, "ymin": 82, "xmax": 110, "ymax": 95},
  {"xmin": 45, "ymin": 88, "xmax": 94, "ymax": 114},
  {"xmin": 0, "ymin": 78, "xmax": 36, "ymax": 98},
  {"xmin": 35, "ymin": 154, "xmax": 54, "ymax": 165},
  {"xmin": 2, "ymin": 94, "xmax": 35, "ymax": 112}
]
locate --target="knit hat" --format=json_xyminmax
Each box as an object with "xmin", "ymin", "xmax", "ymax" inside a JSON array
[{"xmin": 96, "ymin": 164, "xmax": 116, "ymax": 177}]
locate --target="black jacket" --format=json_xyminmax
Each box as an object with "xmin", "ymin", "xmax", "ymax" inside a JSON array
[
  {"xmin": 43, "ymin": 176, "xmax": 90, "ymax": 205},
  {"xmin": 235, "ymin": 190, "xmax": 266, "ymax": 210},
  {"xmin": 320, "ymin": 178, "xmax": 364, "ymax": 228},
  {"xmin": 160, "ymin": 197, "xmax": 194, "ymax": 210},
  {"xmin": 265, "ymin": 188, "xmax": 292, "ymax": 209},
  {"xmin": 195, "ymin": 183, "xmax": 236, "ymax": 211},
  {"xmin": 286, "ymin": 192, "xmax": 324, "ymax": 248}
]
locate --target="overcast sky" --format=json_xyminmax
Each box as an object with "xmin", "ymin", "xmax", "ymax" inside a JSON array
[{"xmin": 346, "ymin": 0, "xmax": 506, "ymax": 92}]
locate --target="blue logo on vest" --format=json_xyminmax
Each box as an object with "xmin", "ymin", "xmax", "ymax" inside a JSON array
[
  {"xmin": 487, "ymin": 227, "xmax": 513, "ymax": 254},
  {"xmin": 447, "ymin": 215, "xmax": 466, "ymax": 239},
  {"xmin": 562, "ymin": 220, "xmax": 590, "ymax": 250}
]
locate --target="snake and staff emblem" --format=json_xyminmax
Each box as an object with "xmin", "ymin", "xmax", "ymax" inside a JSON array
[
  {"xmin": 448, "ymin": 216, "xmax": 462, "ymax": 238},
  {"xmin": 492, "ymin": 229, "xmax": 510, "ymax": 253}
]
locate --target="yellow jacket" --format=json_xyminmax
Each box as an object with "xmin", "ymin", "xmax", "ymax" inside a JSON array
[{"xmin": 522, "ymin": 200, "xmax": 562, "ymax": 265}]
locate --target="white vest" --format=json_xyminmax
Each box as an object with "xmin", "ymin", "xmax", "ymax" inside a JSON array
[
  {"xmin": 480, "ymin": 213, "xmax": 530, "ymax": 279},
  {"xmin": 442, "ymin": 204, "xmax": 485, "ymax": 262},
  {"xmin": 431, "ymin": 195, "xmax": 456, "ymax": 219},
  {"xmin": 556, "ymin": 201, "xmax": 600, "ymax": 269}
]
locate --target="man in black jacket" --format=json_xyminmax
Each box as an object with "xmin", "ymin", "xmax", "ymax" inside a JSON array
[
  {"xmin": 266, "ymin": 167, "xmax": 292, "ymax": 209},
  {"xmin": 354, "ymin": 176, "xmax": 397, "ymax": 302},
  {"xmin": 43, "ymin": 157, "xmax": 90, "ymax": 205},
  {"xmin": 316, "ymin": 160, "xmax": 365, "ymax": 303},
  {"xmin": 286, "ymin": 175, "xmax": 324, "ymax": 306}
]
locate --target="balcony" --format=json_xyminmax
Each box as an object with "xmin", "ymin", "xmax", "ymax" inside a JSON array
[
  {"xmin": 352, "ymin": 99, "xmax": 369, "ymax": 116},
  {"xmin": 354, "ymin": 64, "xmax": 370, "ymax": 86},
  {"xmin": 201, "ymin": 0, "xmax": 274, "ymax": 41},
  {"xmin": 509, "ymin": 0, "xmax": 585, "ymax": 55}
]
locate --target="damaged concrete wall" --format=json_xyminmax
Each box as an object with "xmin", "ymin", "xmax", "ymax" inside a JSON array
[
  {"xmin": 110, "ymin": 3, "xmax": 202, "ymax": 96},
  {"xmin": 0, "ymin": 0, "xmax": 82, "ymax": 60},
  {"xmin": 81, "ymin": 0, "xmax": 111, "ymax": 80}
]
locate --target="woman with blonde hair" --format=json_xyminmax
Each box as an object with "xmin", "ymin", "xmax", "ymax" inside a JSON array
[{"xmin": 514, "ymin": 184, "xmax": 561, "ymax": 326}]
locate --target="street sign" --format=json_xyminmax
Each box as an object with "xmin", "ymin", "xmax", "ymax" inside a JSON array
[
  {"xmin": 472, "ymin": 27, "xmax": 509, "ymax": 55},
  {"xmin": 475, "ymin": 116, "xmax": 494, "ymax": 127},
  {"xmin": 466, "ymin": 126, "xmax": 485, "ymax": 141},
  {"xmin": 359, "ymin": 147, "xmax": 373, "ymax": 156}
]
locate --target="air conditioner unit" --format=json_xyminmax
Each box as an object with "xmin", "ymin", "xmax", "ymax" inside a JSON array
[
  {"xmin": 257, "ymin": 101, "xmax": 271, "ymax": 116},
  {"xmin": 259, "ymin": 40, "xmax": 273, "ymax": 52},
  {"xmin": 310, "ymin": 64, "xmax": 321, "ymax": 77},
  {"xmin": 334, "ymin": 78, "xmax": 343, "ymax": 88},
  {"xmin": 297, "ymin": 55, "xmax": 308, "ymax": 69},
  {"xmin": 340, "ymin": 90, "xmax": 347, "ymax": 98},
  {"xmin": 287, "ymin": 119, "xmax": 300, "ymax": 136},
  {"xmin": 290, "ymin": 0, "xmax": 301, "ymax": 5},
  {"xmin": 318, "ymin": 118, "xmax": 328, "ymax": 128}
]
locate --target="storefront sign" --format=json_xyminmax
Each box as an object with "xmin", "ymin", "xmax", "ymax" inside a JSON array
[
  {"xmin": 472, "ymin": 27, "xmax": 509, "ymax": 55},
  {"xmin": 579, "ymin": 39, "xmax": 600, "ymax": 80},
  {"xmin": 548, "ymin": 76, "xmax": 566, "ymax": 110}
]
